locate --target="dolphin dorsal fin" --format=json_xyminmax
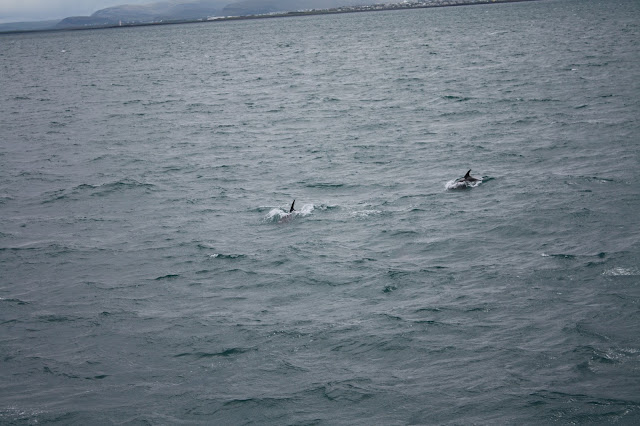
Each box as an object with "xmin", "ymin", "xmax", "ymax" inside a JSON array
[
  {"xmin": 465, "ymin": 170, "xmax": 472, "ymax": 178},
  {"xmin": 289, "ymin": 200, "xmax": 295, "ymax": 213}
]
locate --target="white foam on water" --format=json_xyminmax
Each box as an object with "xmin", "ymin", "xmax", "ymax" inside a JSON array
[
  {"xmin": 603, "ymin": 267, "xmax": 640, "ymax": 277},
  {"xmin": 445, "ymin": 179, "xmax": 482, "ymax": 190}
]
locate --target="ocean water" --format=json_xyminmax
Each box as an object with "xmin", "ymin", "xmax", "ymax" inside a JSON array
[{"xmin": 1, "ymin": 0, "xmax": 639, "ymax": 423}]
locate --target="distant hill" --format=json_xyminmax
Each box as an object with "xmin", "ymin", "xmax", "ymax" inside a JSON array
[
  {"xmin": 1, "ymin": 0, "xmax": 539, "ymax": 33},
  {"xmin": 57, "ymin": 0, "xmax": 229, "ymax": 28},
  {"xmin": 91, "ymin": 0, "xmax": 229, "ymax": 22},
  {"xmin": 55, "ymin": 0, "xmax": 384, "ymax": 29}
]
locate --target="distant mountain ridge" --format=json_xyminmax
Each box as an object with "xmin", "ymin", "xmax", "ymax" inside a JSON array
[
  {"xmin": 57, "ymin": 0, "xmax": 229, "ymax": 28},
  {"xmin": 1, "ymin": 0, "xmax": 533, "ymax": 32},
  {"xmin": 91, "ymin": 0, "xmax": 228, "ymax": 21},
  {"xmin": 55, "ymin": 0, "xmax": 381, "ymax": 29}
]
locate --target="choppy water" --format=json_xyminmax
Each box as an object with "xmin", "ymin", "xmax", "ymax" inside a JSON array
[{"xmin": 1, "ymin": 0, "xmax": 640, "ymax": 423}]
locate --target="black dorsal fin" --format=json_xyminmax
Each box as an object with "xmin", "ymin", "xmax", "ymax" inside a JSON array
[
  {"xmin": 289, "ymin": 200, "xmax": 295, "ymax": 213},
  {"xmin": 465, "ymin": 170, "xmax": 472, "ymax": 178}
]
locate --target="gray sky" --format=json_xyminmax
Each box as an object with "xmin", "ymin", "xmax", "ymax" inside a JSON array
[{"xmin": 0, "ymin": 0, "xmax": 155, "ymax": 23}]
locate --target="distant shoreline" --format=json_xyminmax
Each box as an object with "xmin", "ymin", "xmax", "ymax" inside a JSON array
[{"xmin": 1, "ymin": 0, "xmax": 541, "ymax": 35}]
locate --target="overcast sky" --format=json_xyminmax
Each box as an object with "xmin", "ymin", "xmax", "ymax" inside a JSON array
[{"xmin": 0, "ymin": 0, "xmax": 155, "ymax": 23}]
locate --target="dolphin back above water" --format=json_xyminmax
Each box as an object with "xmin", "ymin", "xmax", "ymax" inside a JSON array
[
  {"xmin": 460, "ymin": 169, "xmax": 480, "ymax": 183},
  {"xmin": 445, "ymin": 169, "xmax": 483, "ymax": 190},
  {"xmin": 275, "ymin": 200, "xmax": 298, "ymax": 224}
]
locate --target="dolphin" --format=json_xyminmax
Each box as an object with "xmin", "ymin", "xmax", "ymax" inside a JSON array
[
  {"xmin": 277, "ymin": 200, "xmax": 296, "ymax": 224},
  {"xmin": 459, "ymin": 170, "xmax": 480, "ymax": 183}
]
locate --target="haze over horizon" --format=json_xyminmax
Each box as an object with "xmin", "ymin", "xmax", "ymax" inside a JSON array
[{"xmin": 0, "ymin": 0, "xmax": 158, "ymax": 23}]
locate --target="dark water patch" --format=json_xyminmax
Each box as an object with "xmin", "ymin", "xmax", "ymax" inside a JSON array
[
  {"xmin": 568, "ymin": 322, "xmax": 610, "ymax": 342},
  {"xmin": 581, "ymin": 175, "xmax": 617, "ymax": 183},
  {"xmin": 381, "ymin": 230, "xmax": 419, "ymax": 238},
  {"xmin": 419, "ymin": 266, "xmax": 449, "ymax": 273},
  {"xmin": 155, "ymin": 274, "xmax": 180, "ymax": 280},
  {"xmin": 84, "ymin": 179, "xmax": 156, "ymax": 197},
  {"xmin": 488, "ymin": 224, "xmax": 538, "ymax": 239},
  {"xmin": 0, "ymin": 298, "xmax": 29, "ymax": 306},
  {"xmin": 465, "ymin": 306, "xmax": 492, "ymax": 313},
  {"xmin": 414, "ymin": 307, "xmax": 443, "ymax": 313},
  {"xmin": 0, "ymin": 242, "xmax": 75, "ymax": 256},
  {"xmin": 411, "ymin": 319, "xmax": 449, "ymax": 326},
  {"xmin": 528, "ymin": 390, "xmax": 639, "ymax": 422},
  {"xmin": 218, "ymin": 395, "xmax": 298, "ymax": 419},
  {"xmin": 43, "ymin": 179, "xmax": 157, "ymax": 202},
  {"xmin": 36, "ymin": 314, "xmax": 80, "ymax": 323},
  {"xmin": 438, "ymin": 109, "xmax": 481, "ymax": 118},
  {"xmin": 543, "ymin": 252, "xmax": 612, "ymax": 266},
  {"xmin": 442, "ymin": 95, "xmax": 473, "ymax": 102},
  {"xmin": 42, "ymin": 366, "xmax": 81, "ymax": 379},
  {"xmin": 573, "ymin": 345, "xmax": 618, "ymax": 370},
  {"xmin": 321, "ymin": 380, "xmax": 375, "ymax": 403},
  {"xmin": 303, "ymin": 181, "xmax": 350, "ymax": 189},
  {"xmin": 377, "ymin": 313, "xmax": 403, "ymax": 322},
  {"xmin": 386, "ymin": 269, "xmax": 411, "ymax": 280},
  {"xmin": 174, "ymin": 347, "xmax": 256, "ymax": 359},
  {"xmin": 41, "ymin": 189, "xmax": 70, "ymax": 204},
  {"xmin": 85, "ymin": 374, "xmax": 109, "ymax": 380},
  {"xmin": 352, "ymin": 257, "xmax": 377, "ymax": 264}
]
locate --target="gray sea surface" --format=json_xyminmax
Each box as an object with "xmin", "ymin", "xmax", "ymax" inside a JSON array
[{"xmin": 1, "ymin": 0, "xmax": 639, "ymax": 424}]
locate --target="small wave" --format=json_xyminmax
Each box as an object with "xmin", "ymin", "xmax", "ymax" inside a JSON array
[
  {"xmin": 155, "ymin": 274, "xmax": 180, "ymax": 280},
  {"xmin": 414, "ymin": 307, "xmax": 442, "ymax": 313},
  {"xmin": 37, "ymin": 314, "xmax": 78, "ymax": 323},
  {"xmin": 87, "ymin": 179, "xmax": 155, "ymax": 196},
  {"xmin": 0, "ymin": 241, "xmax": 74, "ymax": 254},
  {"xmin": 0, "ymin": 297, "xmax": 29, "ymax": 305},
  {"xmin": 0, "ymin": 407, "xmax": 44, "ymax": 423},
  {"xmin": 44, "ymin": 179, "xmax": 156, "ymax": 202},
  {"xmin": 85, "ymin": 374, "xmax": 109, "ymax": 380},
  {"xmin": 350, "ymin": 209, "xmax": 382, "ymax": 219},
  {"xmin": 305, "ymin": 182, "xmax": 346, "ymax": 188},
  {"xmin": 208, "ymin": 253, "xmax": 246, "ymax": 260},
  {"xmin": 541, "ymin": 253, "xmax": 577, "ymax": 260},
  {"xmin": 382, "ymin": 285, "xmax": 397, "ymax": 293},
  {"xmin": 442, "ymin": 95, "xmax": 472, "ymax": 102},
  {"xmin": 174, "ymin": 347, "xmax": 255, "ymax": 359},
  {"xmin": 321, "ymin": 380, "xmax": 374, "ymax": 403}
]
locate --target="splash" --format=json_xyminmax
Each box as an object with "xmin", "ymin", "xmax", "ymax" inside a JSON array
[
  {"xmin": 445, "ymin": 179, "xmax": 482, "ymax": 190},
  {"xmin": 265, "ymin": 204, "xmax": 314, "ymax": 223}
]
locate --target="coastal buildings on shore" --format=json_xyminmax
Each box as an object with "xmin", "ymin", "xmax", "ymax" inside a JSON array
[{"xmin": 213, "ymin": 0, "xmax": 536, "ymax": 22}]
